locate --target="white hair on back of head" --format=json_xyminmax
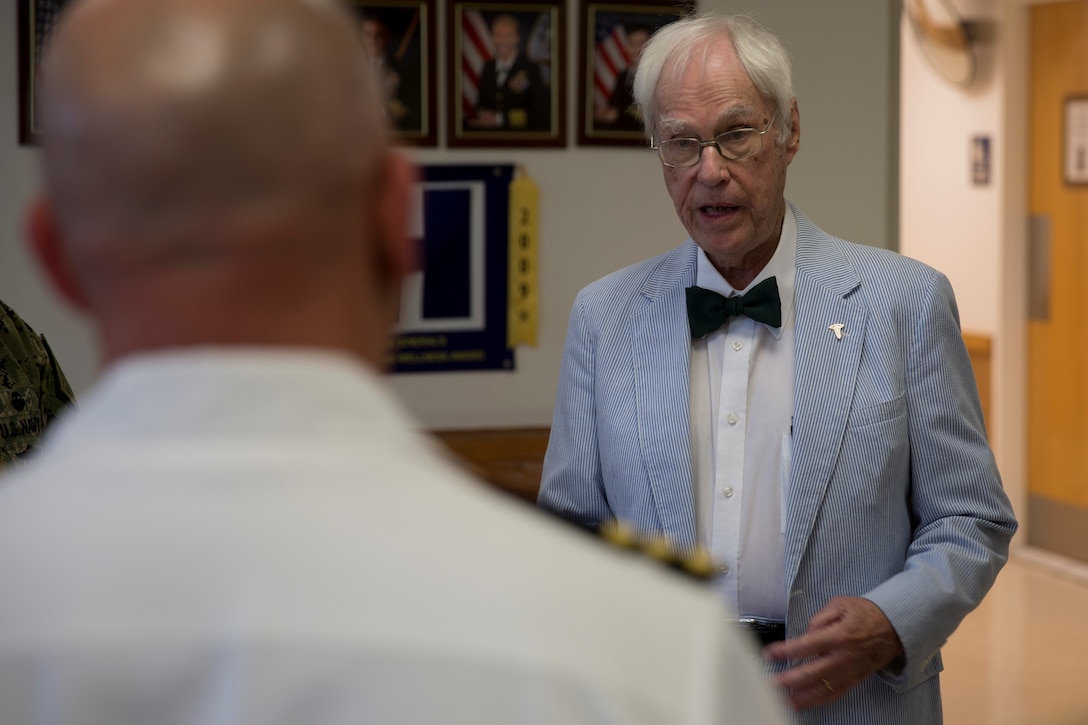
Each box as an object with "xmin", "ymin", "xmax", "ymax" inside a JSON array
[{"xmin": 632, "ymin": 12, "xmax": 793, "ymax": 144}]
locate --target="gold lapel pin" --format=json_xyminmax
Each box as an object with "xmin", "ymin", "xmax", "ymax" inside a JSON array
[{"xmin": 828, "ymin": 324, "xmax": 845, "ymax": 340}]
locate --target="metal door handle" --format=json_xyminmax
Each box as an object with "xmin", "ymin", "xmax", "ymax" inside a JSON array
[{"xmin": 1029, "ymin": 214, "xmax": 1051, "ymax": 321}]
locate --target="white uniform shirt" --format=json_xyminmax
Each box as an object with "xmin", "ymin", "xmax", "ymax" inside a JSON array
[
  {"xmin": 690, "ymin": 211, "xmax": 796, "ymax": 619},
  {"xmin": 0, "ymin": 350, "xmax": 787, "ymax": 725}
]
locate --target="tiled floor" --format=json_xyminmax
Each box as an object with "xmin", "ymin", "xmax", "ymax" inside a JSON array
[{"xmin": 941, "ymin": 551, "xmax": 1088, "ymax": 724}]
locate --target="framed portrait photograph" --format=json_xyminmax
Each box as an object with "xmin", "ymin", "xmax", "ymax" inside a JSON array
[
  {"xmin": 17, "ymin": 0, "xmax": 436, "ymax": 147},
  {"xmin": 346, "ymin": 0, "xmax": 438, "ymax": 146},
  {"xmin": 448, "ymin": 1, "xmax": 566, "ymax": 148},
  {"xmin": 577, "ymin": 0, "xmax": 688, "ymax": 147},
  {"xmin": 1064, "ymin": 96, "xmax": 1088, "ymax": 185},
  {"xmin": 17, "ymin": 0, "xmax": 72, "ymax": 145}
]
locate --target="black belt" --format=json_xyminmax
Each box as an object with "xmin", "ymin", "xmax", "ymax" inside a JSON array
[{"xmin": 736, "ymin": 617, "xmax": 786, "ymax": 647}]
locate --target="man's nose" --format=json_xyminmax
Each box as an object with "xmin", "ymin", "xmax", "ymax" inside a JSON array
[{"xmin": 695, "ymin": 144, "xmax": 732, "ymax": 186}]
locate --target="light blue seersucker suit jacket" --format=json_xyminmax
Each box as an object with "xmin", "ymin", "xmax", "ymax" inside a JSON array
[{"xmin": 538, "ymin": 204, "xmax": 1018, "ymax": 724}]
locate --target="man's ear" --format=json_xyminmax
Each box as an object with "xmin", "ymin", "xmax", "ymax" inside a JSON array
[
  {"xmin": 373, "ymin": 150, "xmax": 419, "ymax": 281},
  {"xmin": 785, "ymin": 97, "xmax": 801, "ymax": 163},
  {"xmin": 25, "ymin": 197, "xmax": 90, "ymax": 312}
]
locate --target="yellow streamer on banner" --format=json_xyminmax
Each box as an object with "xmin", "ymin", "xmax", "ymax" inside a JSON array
[{"xmin": 508, "ymin": 168, "xmax": 539, "ymax": 347}]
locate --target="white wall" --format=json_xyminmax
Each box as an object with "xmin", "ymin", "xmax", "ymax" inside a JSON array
[
  {"xmin": 900, "ymin": 6, "xmax": 1003, "ymax": 336},
  {"xmin": 899, "ymin": 0, "xmax": 1029, "ymax": 528},
  {"xmin": 717, "ymin": 0, "xmax": 901, "ymax": 253},
  {"xmin": 0, "ymin": 0, "xmax": 900, "ymax": 429}
]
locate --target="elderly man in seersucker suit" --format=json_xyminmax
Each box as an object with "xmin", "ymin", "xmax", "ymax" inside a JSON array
[{"xmin": 538, "ymin": 11, "xmax": 1017, "ymax": 725}]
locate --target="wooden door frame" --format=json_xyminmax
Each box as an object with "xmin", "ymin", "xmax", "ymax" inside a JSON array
[{"xmin": 995, "ymin": 0, "xmax": 1031, "ymax": 550}]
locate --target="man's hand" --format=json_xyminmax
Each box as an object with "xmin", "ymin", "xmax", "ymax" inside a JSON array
[{"xmin": 762, "ymin": 597, "xmax": 904, "ymax": 711}]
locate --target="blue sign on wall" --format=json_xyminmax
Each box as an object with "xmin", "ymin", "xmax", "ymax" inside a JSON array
[{"xmin": 390, "ymin": 164, "xmax": 515, "ymax": 373}]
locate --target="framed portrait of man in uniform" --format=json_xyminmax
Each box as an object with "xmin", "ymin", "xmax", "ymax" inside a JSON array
[
  {"xmin": 577, "ymin": 0, "xmax": 688, "ymax": 147},
  {"xmin": 448, "ymin": 0, "xmax": 566, "ymax": 148},
  {"xmin": 346, "ymin": 0, "xmax": 438, "ymax": 147}
]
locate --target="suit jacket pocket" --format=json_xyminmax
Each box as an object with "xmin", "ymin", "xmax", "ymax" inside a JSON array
[{"xmin": 845, "ymin": 394, "xmax": 906, "ymax": 430}]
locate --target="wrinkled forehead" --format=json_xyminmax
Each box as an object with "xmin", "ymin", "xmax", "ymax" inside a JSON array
[
  {"xmin": 656, "ymin": 36, "xmax": 746, "ymax": 95},
  {"xmin": 654, "ymin": 38, "xmax": 764, "ymax": 120}
]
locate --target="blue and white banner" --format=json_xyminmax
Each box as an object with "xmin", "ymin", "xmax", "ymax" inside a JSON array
[{"xmin": 390, "ymin": 164, "xmax": 515, "ymax": 373}]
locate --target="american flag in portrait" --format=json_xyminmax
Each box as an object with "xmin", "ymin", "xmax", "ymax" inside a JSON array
[
  {"xmin": 593, "ymin": 17, "xmax": 633, "ymax": 110},
  {"xmin": 460, "ymin": 9, "xmax": 495, "ymax": 122}
]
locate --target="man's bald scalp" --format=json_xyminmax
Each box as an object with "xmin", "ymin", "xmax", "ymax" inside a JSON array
[{"xmin": 39, "ymin": 0, "xmax": 386, "ymax": 251}]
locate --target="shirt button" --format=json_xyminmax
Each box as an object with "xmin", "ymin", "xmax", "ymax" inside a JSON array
[
  {"xmin": 732, "ymin": 341, "xmax": 744, "ymax": 351},
  {"xmin": 717, "ymin": 563, "xmax": 730, "ymax": 575},
  {"xmin": 726, "ymin": 413, "xmax": 738, "ymax": 425},
  {"xmin": 722, "ymin": 486, "xmax": 734, "ymax": 498}
]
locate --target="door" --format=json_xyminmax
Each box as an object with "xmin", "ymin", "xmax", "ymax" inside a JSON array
[{"xmin": 1028, "ymin": 0, "xmax": 1088, "ymax": 561}]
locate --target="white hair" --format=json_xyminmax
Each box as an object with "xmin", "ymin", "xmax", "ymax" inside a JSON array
[{"xmin": 632, "ymin": 12, "xmax": 794, "ymax": 144}]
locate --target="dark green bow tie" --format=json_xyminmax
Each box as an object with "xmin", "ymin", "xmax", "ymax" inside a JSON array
[{"xmin": 686, "ymin": 277, "xmax": 782, "ymax": 339}]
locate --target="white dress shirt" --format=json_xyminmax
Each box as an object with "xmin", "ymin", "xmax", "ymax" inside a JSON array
[
  {"xmin": 495, "ymin": 57, "xmax": 513, "ymax": 86},
  {"xmin": 0, "ymin": 349, "xmax": 787, "ymax": 725},
  {"xmin": 690, "ymin": 210, "xmax": 797, "ymax": 619}
]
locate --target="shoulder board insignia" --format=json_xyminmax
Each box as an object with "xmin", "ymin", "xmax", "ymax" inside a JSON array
[{"xmin": 597, "ymin": 519, "xmax": 715, "ymax": 582}]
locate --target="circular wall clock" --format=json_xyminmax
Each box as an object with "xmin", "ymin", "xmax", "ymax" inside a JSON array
[{"xmin": 905, "ymin": 0, "xmax": 976, "ymax": 88}]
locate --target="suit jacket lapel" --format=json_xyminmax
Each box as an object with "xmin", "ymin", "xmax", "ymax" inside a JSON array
[
  {"xmin": 630, "ymin": 243, "xmax": 699, "ymax": 547},
  {"xmin": 785, "ymin": 212, "xmax": 867, "ymax": 589}
]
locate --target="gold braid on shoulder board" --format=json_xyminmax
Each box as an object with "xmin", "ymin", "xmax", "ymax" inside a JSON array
[{"xmin": 597, "ymin": 519, "xmax": 715, "ymax": 582}]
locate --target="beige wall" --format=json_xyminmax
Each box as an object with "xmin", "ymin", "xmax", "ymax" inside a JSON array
[{"xmin": 0, "ymin": 0, "xmax": 900, "ymax": 429}]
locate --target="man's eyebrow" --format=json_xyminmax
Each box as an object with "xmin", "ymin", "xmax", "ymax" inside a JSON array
[
  {"xmin": 656, "ymin": 105, "xmax": 766, "ymax": 136},
  {"xmin": 656, "ymin": 116, "xmax": 690, "ymax": 135},
  {"xmin": 718, "ymin": 104, "xmax": 763, "ymax": 126}
]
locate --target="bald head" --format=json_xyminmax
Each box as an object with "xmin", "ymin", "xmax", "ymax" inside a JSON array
[
  {"xmin": 39, "ymin": 0, "xmax": 386, "ymax": 249},
  {"xmin": 29, "ymin": 0, "xmax": 416, "ymax": 365}
]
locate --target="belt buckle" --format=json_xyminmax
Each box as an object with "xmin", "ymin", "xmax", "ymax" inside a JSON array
[{"xmin": 736, "ymin": 617, "xmax": 786, "ymax": 646}]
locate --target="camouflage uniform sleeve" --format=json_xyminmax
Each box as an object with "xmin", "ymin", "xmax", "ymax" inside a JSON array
[
  {"xmin": 0, "ymin": 301, "xmax": 76, "ymax": 467},
  {"xmin": 37, "ymin": 332, "xmax": 76, "ymax": 421}
]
